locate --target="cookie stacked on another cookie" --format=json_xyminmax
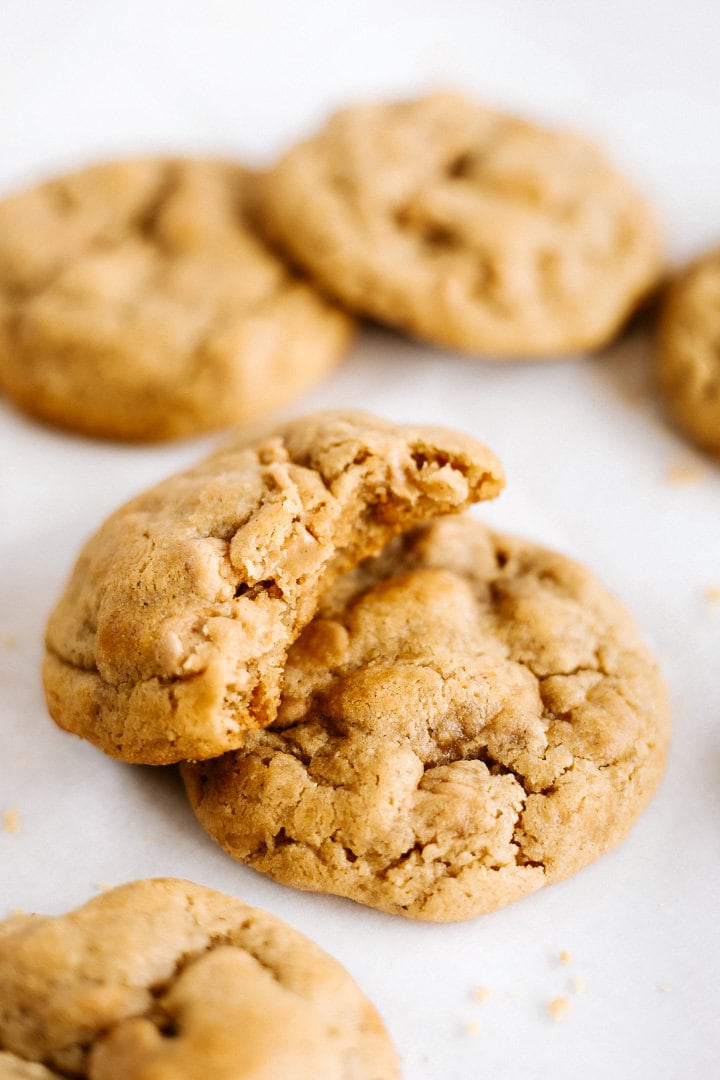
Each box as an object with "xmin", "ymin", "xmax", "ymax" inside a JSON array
[
  {"xmin": 44, "ymin": 411, "xmax": 504, "ymax": 762},
  {"xmin": 43, "ymin": 410, "xmax": 670, "ymax": 922},
  {"xmin": 0, "ymin": 879, "xmax": 400, "ymax": 1079},
  {"xmin": 253, "ymin": 91, "xmax": 662, "ymax": 357},
  {"xmin": 0, "ymin": 159, "xmax": 354, "ymax": 441}
]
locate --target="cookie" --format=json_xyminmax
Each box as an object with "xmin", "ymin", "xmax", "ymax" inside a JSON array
[
  {"xmin": 0, "ymin": 1054, "xmax": 58, "ymax": 1079},
  {"xmin": 44, "ymin": 411, "xmax": 504, "ymax": 764},
  {"xmin": 254, "ymin": 91, "xmax": 662, "ymax": 357},
  {"xmin": 0, "ymin": 878, "xmax": 399, "ymax": 1079},
  {"xmin": 657, "ymin": 247, "xmax": 720, "ymax": 454},
  {"xmin": 0, "ymin": 159, "xmax": 353, "ymax": 440},
  {"xmin": 183, "ymin": 517, "xmax": 670, "ymax": 922}
]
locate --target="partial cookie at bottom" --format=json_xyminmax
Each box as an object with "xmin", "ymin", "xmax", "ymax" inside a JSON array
[
  {"xmin": 0, "ymin": 879, "xmax": 399, "ymax": 1079},
  {"xmin": 183, "ymin": 517, "xmax": 670, "ymax": 922}
]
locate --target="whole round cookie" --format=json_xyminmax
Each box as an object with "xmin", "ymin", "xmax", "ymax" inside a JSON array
[
  {"xmin": 657, "ymin": 247, "xmax": 720, "ymax": 454},
  {"xmin": 44, "ymin": 411, "xmax": 504, "ymax": 763},
  {"xmin": 254, "ymin": 92, "xmax": 662, "ymax": 357},
  {"xmin": 0, "ymin": 879, "xmax": 399, "ymax": 1079},
  {"xmin": 0, "ymin": 158, "xmax": 353, "ymax": 440},
  {"xmin": 183, "ymin": 517, "xmax": 670, "ymax": 922}
]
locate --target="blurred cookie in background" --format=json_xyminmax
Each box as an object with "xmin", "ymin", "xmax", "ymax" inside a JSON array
[{"xmin": 0, "ymin": 159, "xmax": 354, "ymax": 441}]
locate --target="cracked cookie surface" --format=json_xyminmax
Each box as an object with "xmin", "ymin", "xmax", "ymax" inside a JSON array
[
  {"xmin": 657, "ymin": 247, "xmax": 720, "ymax": 454},
  {"xmin": 183, "ymin": 517, "xmax": 670, "ymax": 921},
  {"xmin": 0, "ymin": 158, "xmax": 353, "ymax": 440},
  {"xmin": 44, "ymin": 411, "xmax": 503, "ymax": 763},
  {"xmin": 254, "ymin": 91, "xmax": 661, "ymax": 358},
  {"xmin": 0, "ymin": 879, "xmax": 399, "ymax": 1079}
]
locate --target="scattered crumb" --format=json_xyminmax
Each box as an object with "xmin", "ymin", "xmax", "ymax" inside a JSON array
[
  {"xmin": 96, "ymin": 882, "xmax": 112, "ymax": 893},
  {"xmin": 2, "ymin": 633, "xmax": 18, "ymax": 649},
  {"xmin": 559, "ymin": 950, "xmax": 573, "ymax": 966},
  {"xmin": 466, "ymin": 1019, "xmax": 481, "ymax": 1037},
  {"xmin": 658, "ymin": 984, "xmax": 673, "ymax": 994},
  {"xmin": 3, "ymin": 809, "xmax": 20, "ymax": 834},
  {"xmin": 473, "ymin": 985, "xmax": 491, "ymax": 1004},
  {"xmin": 9, "ymin": 907, "xmax": 25, "ymax": 917},
  {"xmin": 572, "ymin": 976, "xmax": 587, "ymax": 996},
  {"xmin": 705, "ymin": 586, "xmax": 720, "ymax": 607},
  {"xmin": 548, "ymin": 996, "xmax": 572, "ymax": 1021},
  {"xmin": 665, "ymin": 461, "xmax": 705, "ymax": 486}
]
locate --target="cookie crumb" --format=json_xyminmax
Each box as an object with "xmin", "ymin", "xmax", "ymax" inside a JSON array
[
  {"xmin": 474, "ymin": 985, "xmax": 491, "ymax": 1004},
  {"xmin": 9, "ymin": 906, "xmax": 25, "ymax": 917},
  {"xmin": 466, "ymin": 1019, "xmax": 481, "ymax": 1037},
  {"xmin": 705, "ymin": 586, "xmax": 720, "ymax": 607},
  {"xmin": 96, "ymin": 882, "xmax": 112, "ymax": 893},
  {"xmin": 2, "ymin": 633, "xmax": 18, "ymax": 649},
  {"xmin": 658, "ymin": 984, "xmax": 673, "ymax": 994},
  {"xmin": 572, "ymin": 976, "xmax": 587, "ymax": 996},
  {"xmin": 3, "ymin": 808, "xmax": 20, "ymax": 833},
  {"xmin": 665, "ymin": 461, "xmax": 705, "ymax": 486},
  {"xmin": 548, "ymin": 996, "xmax": 572, "ymax": 1021},
  {"xmin": 559, "ymin": 949, "xmax": 573, "ymax": 965}
]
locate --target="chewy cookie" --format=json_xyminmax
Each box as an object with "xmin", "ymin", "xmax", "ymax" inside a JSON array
[
  {"xmin": 0, "ymin": 158, "xmax": 353, "ymax": 440},
  {"xmin": 254, "ymin": 91, "xmax": 662, "ymax": 358},
  {"xmin": 0, "ymin": 879, "xmax": 399, "ymax": 1079},
  {"xmin": 183, "ymin": 517, "xmax": 670, "ymax": 921},
  {"xmin": 44, "ymin": 411, "xmax": 503, "ymax": 764},
  {"xmin": 657, "ymin": 247, "xmax": 720, "ymax": 454}
]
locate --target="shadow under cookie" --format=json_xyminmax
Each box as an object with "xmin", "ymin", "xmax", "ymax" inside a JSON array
[{"xmin": 182, "ymin": 517, "xmax": 670, "ymax": 922}]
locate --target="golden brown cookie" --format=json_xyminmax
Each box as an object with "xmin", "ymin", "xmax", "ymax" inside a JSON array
[
  {"xmin": 44, "ymin": 411, "xmax": 503, "ymax": 763},
  {"xmin": 0, "ymin": 159, "xmax": 353, "ymax": 441},
  {"xmin": 254, "ymin": 92, "xmax": 662, "ymax": 358},
  {"xmin": 183, "ymin": 517, "xmax": 670, "ymax": 922},
  {"xmin": 0, "ymin": 1054, "xmax": 58, "ymax": 1079},
  {"xmin": 0, "ymin": 879, "xmax": 399, "ymax": 1079},
  {"xmin": 657, "ymin": 247, "xmax": 720, "ymax": 454}
]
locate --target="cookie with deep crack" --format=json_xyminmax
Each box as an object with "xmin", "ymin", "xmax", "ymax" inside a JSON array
[
  {"xmin": 0, "ymin": 158, "xmax": 353, "ymax": 440},
  {"xmin": 183, "ymin": 517, "xmax": 670, "ymax": 921},
  {"xmin": 254, "ymin": 91, "xmax": 661, "ymax": 358},
  {"xmin": 0, "ymin": 878, "xmax": 399, "ymax": 1079},
  {"xmin": 657, "ymin": 247, "xmax": 720, "ymax": 454},
  {"xmin": 44, "ymin": 411, "xmax": 503, "ymax": 763}
]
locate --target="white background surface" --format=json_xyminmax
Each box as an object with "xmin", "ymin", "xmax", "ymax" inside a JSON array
[{"xmin": 1, "ymin": 3, "xmax": 719, "ymax": 1077}]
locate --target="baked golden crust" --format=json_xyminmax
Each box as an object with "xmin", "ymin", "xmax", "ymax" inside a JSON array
[
  {"xmin": 183, "ymin": 517, "xmax": 670, "ymax": 921},
  {"xmin": 0, "ymin": 159, "xmax": 353, "ymax": 440},
  {"xmin": 254, "ymin": 92, "xmax": 662, "ymax": 357}
]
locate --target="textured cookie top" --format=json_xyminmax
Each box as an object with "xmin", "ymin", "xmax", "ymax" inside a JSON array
[
  {"xmin": 183, "ymin": 517, "xmax": 670, "ymax": 921},
  {"xmin": 255, "ymin": 92, "xmax": 661, "ymax": 357},
  {"xmin": 0, "ymin": 158, "xmax": 353, "ymax": 440},
  {"xmin": 657, "ymin": 247, "xmax": 720, "ymax": 453},
  {"xmin": 44, "ymin": 411, "xmax": 503, "ymax": 763},
  {"xmin": 0, "ymin": 879, "xmax": 399, "ymax": 1079}
]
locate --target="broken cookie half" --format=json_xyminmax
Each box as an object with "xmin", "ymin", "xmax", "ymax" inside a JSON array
[
  {"xmin": 182, "ymin": 517, "xmax": 670, "ymax": 921},
  {"xmin": 43, "ymin": 411, "xmax": 503, "ymax": 764}
]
